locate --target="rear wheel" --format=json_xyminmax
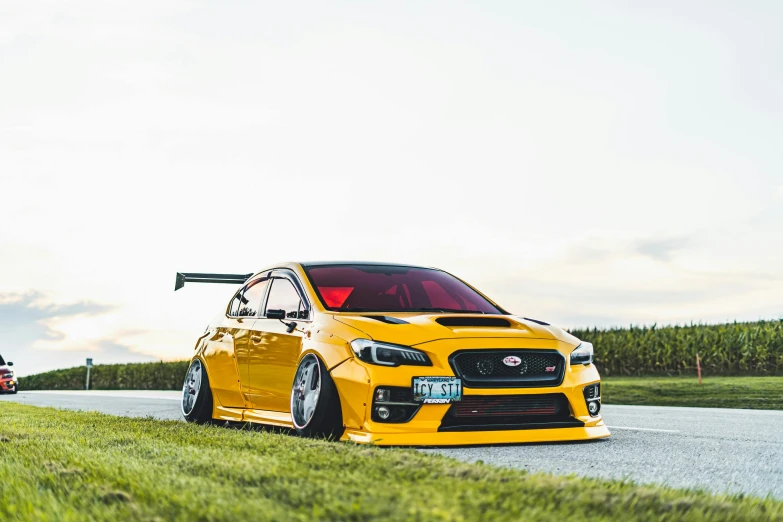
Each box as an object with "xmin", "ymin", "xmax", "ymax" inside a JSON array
[
  {"xmin": 291, "ymin": 354, "xmax": 344, "ymax": 439},
  {"xmin": 182, "ymin": 359, "xmax": 214, "ymax": 423}
]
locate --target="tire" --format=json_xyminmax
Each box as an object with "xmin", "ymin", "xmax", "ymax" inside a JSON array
[
  {"xmin": 290, "ymin": 354, "xmax": 344, "ymax": 439},
  {"xmin": 9, "ymin": 385, "xmax": 17, "ymax": 395},
  {"xmin": 181, "ymin": 359, "xmax": 214, "ymax": 424}
]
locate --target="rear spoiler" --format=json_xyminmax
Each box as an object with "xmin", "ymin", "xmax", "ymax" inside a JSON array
[{"xmin": 174, "ymin": 272, "xmax": 253, "ymax": 291}]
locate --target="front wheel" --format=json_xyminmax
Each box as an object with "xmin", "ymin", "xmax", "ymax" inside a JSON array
[
  {"xmin": 9, "ymin": 385, "xmax": 17, "ymax": 395},
  {"xmin": 182, "ymin": 359, "xmax": 214, "ymax": 423},
  {"xmin": 290, "ymin": 354, "xmax": 344, "ymax": 439}
]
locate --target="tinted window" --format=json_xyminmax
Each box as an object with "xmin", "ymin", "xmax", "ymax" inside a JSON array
[
  {"xmin": 304, "ymin": 265, "xmax": 503, "ymax": 313},
  {"xmin": 228, "ymin": 291, "xmax": 243, "ymax": 316},
  {"xmin": 265, "ymin": 278, "xmax": 308, "ymax": 319},
  {"xmin": 237, "ymin": 278, "xmax": 269, "ymax": 317}
]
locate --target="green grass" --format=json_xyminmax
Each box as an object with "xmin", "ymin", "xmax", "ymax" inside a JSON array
[
  {"xmin": 603, "ymin": 376, "xmax": 783, "ymax": 410},
  {"xmin": 1, "ymin": 404, "xmax": 782, "ymax": 521}
]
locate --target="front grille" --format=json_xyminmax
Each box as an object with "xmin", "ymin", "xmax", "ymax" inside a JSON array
[
  {"xmin": 450, "ymin": 349, "xmax": 565, "ymax": 388},
  {"xmin": 439, "ymin": 393, "xmax": 583, "ymax": 432},
  {"xmin": 452, "ymin": 394, "xmax": 560, "ymax": 417}
]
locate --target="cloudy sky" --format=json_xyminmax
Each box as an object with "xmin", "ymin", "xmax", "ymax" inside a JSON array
[{"xmin": 1, "ymin": 1, "xmax": 781, "ymax": 375}]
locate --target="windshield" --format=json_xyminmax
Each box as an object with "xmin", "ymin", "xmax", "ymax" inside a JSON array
[{"xmin": 304, "ymin": 265, "xmax": 504, "ymax": 314}]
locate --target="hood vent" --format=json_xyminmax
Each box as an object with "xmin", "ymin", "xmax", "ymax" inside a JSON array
[
  {"xmin": 364, "ymin": 315, "xmax": 410, "ymax": 325},
  {"xmin": 436, "ymin": 317, "xmax": 511, "ymax": 328}
]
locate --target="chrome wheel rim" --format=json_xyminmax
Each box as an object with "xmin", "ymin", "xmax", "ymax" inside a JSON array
[
  {"xmin": 182, "ymin": 360, "xmax": 202, "ymax": 416},
  {"xmin": 291, "ymin": 355, "xmax": 321, "ymax": 429}
]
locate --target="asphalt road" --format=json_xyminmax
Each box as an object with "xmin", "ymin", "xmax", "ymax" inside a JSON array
[{"xmin": 3, "ymin": 391, "xmax": 781, "ymax": 499}]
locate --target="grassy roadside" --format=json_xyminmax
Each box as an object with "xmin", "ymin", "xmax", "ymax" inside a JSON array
[
  {"xmin": 603, "ymin": 376, "xmax": 783, "ymax": 410},
  {"xmin": 1, "ymin": 404, "xmax": 782, "ymax": 521}
]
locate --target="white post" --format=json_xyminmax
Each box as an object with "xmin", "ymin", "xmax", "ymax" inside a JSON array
[{"xmin": 85, "ymin": 358, "xmax": 93, "ymax": 390}]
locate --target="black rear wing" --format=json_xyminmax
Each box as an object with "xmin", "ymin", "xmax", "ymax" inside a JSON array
[{"xmin": 174, "ymin": 272, "xmax": 253, "ymax": 291}]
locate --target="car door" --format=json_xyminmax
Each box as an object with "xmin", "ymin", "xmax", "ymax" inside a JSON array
[
  {"xmin": 246, "ymin": 272, "xmax": 311, "ymax": 412},
  {"xmin": 233, "ymin": 274, "xmax": 271, "ymax": 399},
  {"xmin": 201, "ymin": 287, "xmax": 250, "ymax": 408}
]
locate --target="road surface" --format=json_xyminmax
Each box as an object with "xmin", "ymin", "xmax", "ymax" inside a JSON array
[{"xmin": 3, "ymin": 390, "xmax": 781, "ymax": 499}]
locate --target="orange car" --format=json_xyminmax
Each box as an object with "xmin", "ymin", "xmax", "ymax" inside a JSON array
[
  {"xmin": 0, "ymin": 355, "xmax": 17, "ymax": 394},
  {"xmin": 175, "ymin": 262, "xmax": 608, "ymax": 445}
]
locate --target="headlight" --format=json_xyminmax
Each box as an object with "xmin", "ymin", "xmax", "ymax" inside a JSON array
[
  {"xmin": 570, "ymin": 342, "xmax": 593, "ymax": 365},
  {"xmin": 350, "ymin": 339, "xmax": 432, "ymax": 367},
  {"xmin": 1, "ymin": 373, "xmax": 12, "ymax": 379}
]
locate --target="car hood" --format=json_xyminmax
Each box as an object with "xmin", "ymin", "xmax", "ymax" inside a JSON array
[
  {"xmin": 0, "ymin": 365, "xmax": 12, "ymax": 374},
  {"xmin": 331, "ymin": 313, "xmax": 580, "ymax": 348}
]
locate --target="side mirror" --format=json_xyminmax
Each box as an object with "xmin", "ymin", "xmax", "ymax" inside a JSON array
[
  {"xmin": 7, "ymin": 362, "xmax": 12, "ymax": 366},
  {"xmin": 266, "ymin": 309, "xmax": 286, "ymax": 320}
]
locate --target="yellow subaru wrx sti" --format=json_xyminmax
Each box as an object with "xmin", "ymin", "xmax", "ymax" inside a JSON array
[{"xmin": 175, "ymin": 262, "xmax": 609, "ymax": 445}]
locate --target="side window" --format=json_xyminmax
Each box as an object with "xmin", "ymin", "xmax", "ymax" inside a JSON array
[
  {"xmin": 237, "ymin": 278, "xmax": 269, "ymax": 317},
  {"xmin": 228, "ymin": 290, "xmax": 244, "ymax": 317},
  {"xmin": 265, "ymin": 278, "xmax": 308, "ymax": 319}
]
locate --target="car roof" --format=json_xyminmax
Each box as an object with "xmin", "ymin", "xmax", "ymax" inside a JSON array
[{"xmin": 298, "ymin": 261, "xmax": 435, "ymax": 269}]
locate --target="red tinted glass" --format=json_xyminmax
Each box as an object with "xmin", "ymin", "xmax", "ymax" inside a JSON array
[
  {"xmin": 305, "ymin": 265, "xmax": 503, "ymax": 313},
  {"xmin": 320, "ymin": 287, "xmax": 354, "ymax": 308}
]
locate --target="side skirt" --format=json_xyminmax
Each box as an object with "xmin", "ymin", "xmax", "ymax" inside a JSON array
[
  {"xmin": 243, "ymin": 408, "xmax": 295, "ymax": 429},
  {"xmin": 212, "ymin": 404, "xmax": 295, "ymax": 429}
]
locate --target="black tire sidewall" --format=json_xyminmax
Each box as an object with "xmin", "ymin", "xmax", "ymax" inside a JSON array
[{"xmin": 183, "ymin": 360, "xmax": 214, "ymax": 424}]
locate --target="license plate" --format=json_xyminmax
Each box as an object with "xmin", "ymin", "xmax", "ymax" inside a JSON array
[{"xmin": 413, "ymin": 377, "xmax": 462, "ymax": 404}]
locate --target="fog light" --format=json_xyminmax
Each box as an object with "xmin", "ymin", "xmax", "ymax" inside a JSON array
[
  {"xmin": 377, "ymin": 406, "xmax": 391, "ymax": 420},
  {"xmin": 375, "ymin": 388, "xmax": 390, "ymax": 402},
  {"xmin": 587, "ymin": 401, "xmax": 600, "ymax": 415}
]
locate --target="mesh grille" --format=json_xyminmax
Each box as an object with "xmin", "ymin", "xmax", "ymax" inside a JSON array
[
  {"xmin": 452, "ymin": 395, "xmax": 560, "ymax": 417},
  {"xmin": 450, "ymin": 350, "xmax": 564, "ymax": 388},
  {"xmin": 438, "ymin": 393, "xmax": 582, "ymax": 431}
]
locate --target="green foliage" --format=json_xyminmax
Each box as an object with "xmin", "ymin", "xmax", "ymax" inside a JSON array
[
  {"xmin": 18, "ymin": 361, "xmax": 189, "ymax": 391},
  {"xmin": 1, "ymin": 403, "xmax": 781, "ymax": 521},
  {"xmin": 571, "ymin": 320, "xmax": 783, "ymax": 376},
  {"xmin": 603, "ymin": 376, "xmax": 783, "ymax": 409},
  {"xmin": 16, "ymin": 319, "xmax": 783, "ymax": 391}
]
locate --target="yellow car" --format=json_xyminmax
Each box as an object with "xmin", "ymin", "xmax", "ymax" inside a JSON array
[{"xmin": 175, "ymin": 262, "xmax": 609, "ymax": 445}]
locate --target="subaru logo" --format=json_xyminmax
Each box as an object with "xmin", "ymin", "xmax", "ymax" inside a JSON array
[{"xmin": 503, "ymin": 355, "xmax": 522, "ymax": 367}]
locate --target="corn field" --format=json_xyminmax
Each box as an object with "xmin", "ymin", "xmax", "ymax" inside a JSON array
[
  {"xmin": 18, "ymin": 361, "xmax": 190, "ymax": 391},
  {"xmin": 570, "ymin": 319, "xmax": 783, "ymax": 376},
  {"xmin": 16, "ymin": 319, "xmax": 783, "ymax": 388}
]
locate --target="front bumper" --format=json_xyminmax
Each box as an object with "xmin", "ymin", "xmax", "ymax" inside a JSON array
[
  {"xmin": 0, "ymin": 379, "xmax": 16, "ymax": 392},
  {"xmin": 330, "ymin": 345, "xmax": 609, "ymax": 446},
  {"xmin": 344, "ymin": 424, "xmax": 610, "ymax": 446}
]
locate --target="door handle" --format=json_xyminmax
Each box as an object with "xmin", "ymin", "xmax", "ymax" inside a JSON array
[{"xmin": 250, "ymin": 335, "xmax": 262, "ymax": 344}]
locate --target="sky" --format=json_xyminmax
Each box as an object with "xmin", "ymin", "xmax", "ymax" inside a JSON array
[{"xmin": 1, "ymin": 1, "xmax": 781, "ymax": 376}]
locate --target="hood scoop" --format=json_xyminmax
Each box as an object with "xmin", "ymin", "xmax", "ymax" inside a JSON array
[
  {"xmin": 364, "ymin": 315, "xmax": 410, "ymax": 325},
  {"xmin": 436, "ymin": 317, "xmax": 511, "ymax": 328}
]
